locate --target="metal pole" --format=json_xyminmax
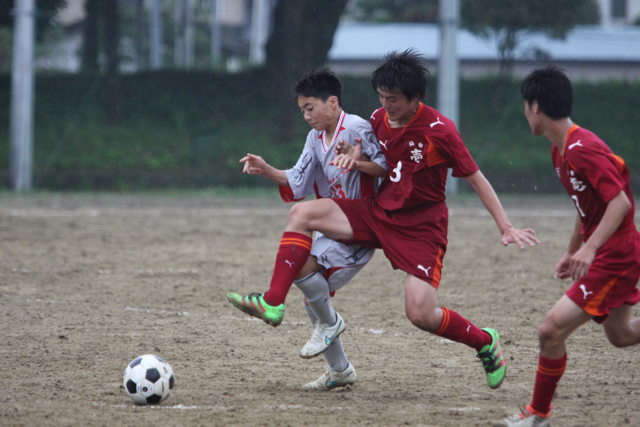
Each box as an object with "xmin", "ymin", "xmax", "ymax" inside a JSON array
[
  {"xmin": 211, "ymin": 0, "xmax": 224, "ymax": 68},
  {"xmin": 150, "ymin": 0, "xmax": 164, "ymax": 69},
  {"xmin": 438, "ymin": 0, "xmax": 460, "ymax": 195},
  {"xmin": 10, "ymin": 0, "xmax": 35, "ymax": 191},
  {"xmin": 135, "ymin": 0, "xmax": 144, "ymax": 70},
  {"xmin": 249, "ymin": 0, "xmax": 268, "ymax": 65},
  {"xmin": 185, "ymin": 0, "xmax": 194, "ymax": 67}
]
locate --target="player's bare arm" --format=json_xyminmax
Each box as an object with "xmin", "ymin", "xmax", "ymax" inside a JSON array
[
  {"xmin": 568, "ymin": 190, "xmax": 631, "ymax": 281},
  {"xmin": 464, "ymin": 170, "xmax": 539, "ymax": 249},
  {"xmin": 240, "ymin": 153, "xmax": 290, "ymax": 187},
  {"xmin": 331, "ymin": 154, "xmax": 388, "ymax": 177},
  {"xmin": 555, "ymin": 213, "xmax": 583, "ymax": 279}
]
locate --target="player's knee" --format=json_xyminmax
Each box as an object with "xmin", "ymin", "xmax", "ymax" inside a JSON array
[
  {"xmin": 289, "ymin": 203, "xmax": 323, "ymax": 232},
  {"xmin": 537, "ymin": 321, "xmax": 562, "ymax": 348},
  {"xmin": 287, "ymin": 203, "xmax": 309, "ymax": 228},
  {"xmin": 405, "ymin": 307, "xmax": 439, "ymax": 332}
]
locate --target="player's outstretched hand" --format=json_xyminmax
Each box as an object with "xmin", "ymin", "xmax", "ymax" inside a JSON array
[
  {"xmin": 240, "ymin": 153, "xmax": 267, "ymax": 175},
  {"xmin": 334, "ymin": 138, "xmax": 363, "ymax": 160},
  {"xmin": 500, "ymin": 227, "xmax": 540, "ymax": 249}
]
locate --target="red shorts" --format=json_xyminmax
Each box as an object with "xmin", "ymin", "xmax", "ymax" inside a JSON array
[
  {"xmin": 332, "ymin": 196, "xmax": 448, "ymax": 288},
  {"xmin": 566, "ymin": 230, "xmax": 640, "ymax": 324}
]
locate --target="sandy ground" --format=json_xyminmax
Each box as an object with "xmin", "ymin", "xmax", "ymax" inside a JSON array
[{"xmin": 1, "ymin": 192, "xmax": 639, "ymax": 427}]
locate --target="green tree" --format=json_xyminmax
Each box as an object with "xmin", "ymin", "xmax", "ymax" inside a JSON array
[
  {"xmin": 0, "ymin": 0, "xmax": 66, "ymax": 39},
  {"xmin": 461, "ymin": 0, "xmax": 599, "ymax": 77},
  {"xmin": 82, "ymin": 0, "xmax": 99, "ymax": 72},
  {"xmin": 264, "ymin": 0, "xmax": 350, "ymax": 140},
  {"xmin": 81, "ymin": 0, "xmax": 121, "ymax": 123},
  {"xmin": 0, "ymin": 0, "xmax": 66, "ymax": 73}
]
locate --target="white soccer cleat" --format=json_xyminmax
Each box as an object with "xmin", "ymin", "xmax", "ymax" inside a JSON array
[
  {"xmin": 492, "ymin": 406, "xmax": 550, "ymax": 427},
  {"xmin": 302, "ymin": 363, "xmax": 356, "ymax": 390},
  {"xmin": 300, "ymin": 312, "xmax": 345, "ymax": 359}
]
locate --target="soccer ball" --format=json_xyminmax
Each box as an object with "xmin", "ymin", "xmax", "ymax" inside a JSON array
[{"xmin": 123, "ymin": 354, "xmax": 175, "ymax": 405}]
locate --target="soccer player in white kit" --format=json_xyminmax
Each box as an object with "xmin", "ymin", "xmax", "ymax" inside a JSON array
[{"xmin": 227, "ymin": 69, "xmax": 387, "ymax": 389}]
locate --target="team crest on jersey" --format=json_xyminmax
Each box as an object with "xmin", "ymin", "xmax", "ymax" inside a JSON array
[
  {"xmin": 408, "ymin": 141, "xmax": 424, "ymax": 163},
  {"xmin": 569, "ymin": 170, "xmax": 586, "ymax": 192}
]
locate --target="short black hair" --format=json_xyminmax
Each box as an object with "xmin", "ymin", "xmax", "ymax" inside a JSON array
[
  {"xmin": 521, "ymin": 65, "xmax": 573, "ymax": 120},
  {"xmin": 294, "ymin": 69, "xmax": 343, "ymax": 106},
  {"xmin": 371, "ymin": 48, "xmax": 430, "ymax": 101}
]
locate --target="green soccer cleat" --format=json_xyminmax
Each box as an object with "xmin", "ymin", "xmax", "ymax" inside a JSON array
[
  {"xmin": 226, "ymin": 292, "xmax": 285, "ymax": 327},
  {"xmin": 478, "ymin": 328, "xmax": 506, "ymax": 389}
]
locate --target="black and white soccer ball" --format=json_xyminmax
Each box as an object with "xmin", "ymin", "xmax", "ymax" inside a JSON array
[{"xmin": 123, "ymin": 354, "xmax": 175, "ymax": 405}]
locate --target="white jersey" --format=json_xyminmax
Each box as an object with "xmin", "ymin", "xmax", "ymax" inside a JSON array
[
  {"xmin": 281, "ymin": 111, "xmax": 386, "ymax": 292},
  {"xmin": 282, "ymin": 111, "xmax": 386, "ymax": 202}
]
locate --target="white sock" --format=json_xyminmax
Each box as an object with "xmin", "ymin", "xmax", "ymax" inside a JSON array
[
  {"xmin": 303, "ymin": 300, "xmax": 318, "ymax": 324},
  {"xmin": 323, "ymin": 336, "xmax": 349, "ymax": 373},
  {"xmin": 295, "ymin": 272, "xmax": 336, "ymax": 326}
]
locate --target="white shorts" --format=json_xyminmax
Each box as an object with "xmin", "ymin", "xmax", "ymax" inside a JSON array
[{"xmin": 310, "ymin": 232, "xmax": 375, "ymax": 293}]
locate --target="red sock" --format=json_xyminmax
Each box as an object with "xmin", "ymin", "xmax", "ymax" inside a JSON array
[
  {"xmin": 530, "ymin": 353, "xmax": 566, "ymax": 415},
  {"xmin": 433, "ymin": 307, "xmax": 491, "ymax": 352},
  {"xmin": 262, "ymin": 232, "xmax": 312, "ymax": 306}
]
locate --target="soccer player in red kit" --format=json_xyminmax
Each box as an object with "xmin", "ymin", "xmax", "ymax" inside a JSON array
[
  {"xmin": 229, "ymin": 49, "xmax": 539, "ymax": 389},
  {"xmin": 494, "ymin": 66, "xmax": 640, "ymax": 427}
]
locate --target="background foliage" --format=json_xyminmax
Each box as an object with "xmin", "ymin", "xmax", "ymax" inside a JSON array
[
  {"xmin": 0, "ymin": 71, "xmax": 638, "ymax": 192},
  {"xmin": 0, "ymin": 0, "xmax": 66, "ymax": 37}
]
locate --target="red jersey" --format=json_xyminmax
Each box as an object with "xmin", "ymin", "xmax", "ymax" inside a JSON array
[
  {"xmin": 370, "ymin": 103, "xmax": 479, "ymax": 211},
  {"xmin": 552, "ymin": 124, "xmax": 636, "ymax": 238}
]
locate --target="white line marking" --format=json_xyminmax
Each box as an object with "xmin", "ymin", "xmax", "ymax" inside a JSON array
[
  {"xmin": 5, "ymin": 295, "xmax": 439, "ymax": 337},
  {"xmin": 94, "ymin": 402, "xmax": 352, "ymax": 411},
  {"xmin": 264, "ymin": 405, "xmax": 351, "ymax": 411}
]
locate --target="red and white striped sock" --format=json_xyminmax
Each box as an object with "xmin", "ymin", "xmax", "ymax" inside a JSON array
[{"xmin": 433, "ymin": 307, "xmax": 492, "ymax": 351}]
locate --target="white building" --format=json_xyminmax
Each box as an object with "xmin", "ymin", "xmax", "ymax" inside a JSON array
[{"xmin": 327, "ymin": 23, "xmax": 640, "ymax": 81}]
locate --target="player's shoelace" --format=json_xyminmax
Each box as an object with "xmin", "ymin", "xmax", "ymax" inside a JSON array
[
  {"xmin": 478, "ymin": 349, "xmax": 502, "ymax": 372},
  {"xmin": 242, "ymin": 293, "xmax": 266, "ymax": 312}
]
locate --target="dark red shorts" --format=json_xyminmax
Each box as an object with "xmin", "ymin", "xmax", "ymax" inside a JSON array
[
  {"xmin": 332, "ymin": 196, "xmax": 448, "ymax": 288},
  {"xmin": 566, "ymin": 230, "xmax": 640, "ymax": 324}
]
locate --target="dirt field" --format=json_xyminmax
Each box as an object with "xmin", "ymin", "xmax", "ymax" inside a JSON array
[{"xmin": 1, "ymin": 192, "xmax": 639, "ymax": 427}]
